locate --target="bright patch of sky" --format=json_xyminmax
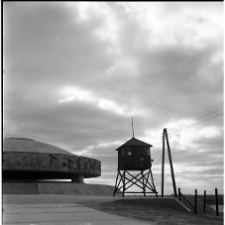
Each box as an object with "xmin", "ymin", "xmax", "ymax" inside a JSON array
[{"xmin": 59, "ymin": 86, "xmax": 141, "ymax": 116}]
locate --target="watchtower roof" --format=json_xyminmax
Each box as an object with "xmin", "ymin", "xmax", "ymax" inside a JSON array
[{"xmin": 116, "ymin": 137, "xmax": 152, "ymax": 151}]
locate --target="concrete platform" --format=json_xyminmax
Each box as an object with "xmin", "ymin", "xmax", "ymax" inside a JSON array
[
  {"xmin": 2, "ymin": 195, "xmax": 154, "ymax": 225},
  {"xmin": 3, "ymin": 203, "xmax": 155, "ymax": 225}
]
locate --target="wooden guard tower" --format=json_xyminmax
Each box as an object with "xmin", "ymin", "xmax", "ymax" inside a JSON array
[{"xmin": 113, "ymin": 137, "xmax": 158, "ymax": 197}]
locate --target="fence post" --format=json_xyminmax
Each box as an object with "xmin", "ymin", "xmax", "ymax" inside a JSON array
[
  {"xmin": 203, "ymin": 190, "xmax": 206, "ymax": 214},
  {"xmin": 178, "ymin": 188, "xmax": 181, "ymax": 201},
  {"xmin": 215, "ymin": 188, "xmax": 219, "ymax": 217},
  {"xmin": 194, "ymin": 189, "xmax": 198, "ymax": 214}
]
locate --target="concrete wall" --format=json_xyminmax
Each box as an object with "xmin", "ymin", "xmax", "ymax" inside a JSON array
[
  {"xmin": 3, "ymin": 183, "xmax": 39, "ymax": 194},
  {"xmin": 3, "ymin": 152, "xmax": 101, "ymax": 178},
  {"xmin": 3, "ymin": 182, "xmax": 115, "ymax": 195}
]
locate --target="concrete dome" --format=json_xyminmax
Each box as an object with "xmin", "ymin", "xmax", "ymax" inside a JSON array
[
  {"xmin": 4, "ymin": 138, "xmax": 75, "ymax": 155},
  {"xmin": 3, "ymin": 138, "xmax": 101, "ymax": 182}
]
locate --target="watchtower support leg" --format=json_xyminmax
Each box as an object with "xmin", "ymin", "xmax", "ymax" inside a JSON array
[
  {"xmin": 113, "ymin": 169, "xmax": 158, "ymax": 197},
  {"xmin": 113, "ymin": 170, "xmax": 119, "ymax": 196},
  {"xmin": 141, "ymin": 170, "xmax": 146, "ymax": 196},
  {"xmin": 122, "ymin": 170, "xmax": 126, "ymax": 197},
  {"xmin": 149, "ymin": 168, "xmax": 158, "ymax": 197}
]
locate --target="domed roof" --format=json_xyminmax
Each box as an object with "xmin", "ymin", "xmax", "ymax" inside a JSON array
[
  {"xmin": 3, "ymin": 137, "xmax": 101, "ymax": 180},
  {"xmin": 3, "ymin": 138, "xmax": 74, "ymax": 156}
]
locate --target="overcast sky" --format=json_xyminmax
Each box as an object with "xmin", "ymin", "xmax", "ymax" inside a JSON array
[{"xmin": 3, "ymin": 2, "xmax": 223, "ymax": 195}]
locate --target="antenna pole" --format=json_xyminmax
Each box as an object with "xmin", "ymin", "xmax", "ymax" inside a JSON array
[{"xmin": 132, "ymin": 117, "xmax": 134, "ymax": 137}]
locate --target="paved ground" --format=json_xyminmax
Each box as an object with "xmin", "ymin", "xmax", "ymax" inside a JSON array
[
  {"xmin": 2, "ymin": 195, "xmax": 223, "ymax": 225},
  {"xmin": 3, "ymin": 203, "xmax": 152, "ymax": 225}
]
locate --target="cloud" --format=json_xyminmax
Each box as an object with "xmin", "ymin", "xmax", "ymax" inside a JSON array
[{"xmin": 58, "ymin": 86, "xmax": 141, "ymax": 116}]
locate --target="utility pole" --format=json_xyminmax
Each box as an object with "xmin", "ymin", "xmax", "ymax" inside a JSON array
[
  {"xmin": 161, "ymin": 128, "xmax": 177, "ymax": 197},
  {"xmin": 161, "ymin": 130, "xmax": 165, "ymax": 197}
]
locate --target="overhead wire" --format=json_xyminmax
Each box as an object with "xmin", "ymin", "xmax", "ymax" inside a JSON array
[
  {"xmin": 166, "ymin": 109, "xmax": 224, "ymax": 145},
  {"xmin": 201, "ymin": 137, "xmax": 224, "ymax": 141},
  {"xmin": 168, "ymin": 112, "xmax": 223, "ymax": 136},
  {"xmin": 192, "ymin": 141, "xmax": 223, "ymax": 145},
  {"xmin": 194, "ymin": 108, "xmax": 223, "ymax": 121},
  {"xmin": 168, "ymin": 108, "xmax": 223, "ymax": 133},
  {"xmin": 151, "ymin": 107, "xmax": 224, "ymax": 144}
]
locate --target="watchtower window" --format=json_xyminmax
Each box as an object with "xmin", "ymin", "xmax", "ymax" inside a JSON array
[
  {"xmin": 127, "ymin": 150, "xmax": 132, "ymax": 156},
  {"xmin": 126, "ymin": 147, "xmax": 132, "ymax": 156},
  {"xmin": 143, "ymin": 147, "xmax": 150, "ymax": 156}
]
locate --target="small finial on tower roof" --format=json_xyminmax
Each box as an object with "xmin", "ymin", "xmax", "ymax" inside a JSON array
[{"xmin": 132, "ymin": 116, "xmax": 134, "ymax": 138}]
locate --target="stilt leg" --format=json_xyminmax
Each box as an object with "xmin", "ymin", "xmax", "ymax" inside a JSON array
[{"xmin": 113, "ymin": 170, "xmax": 119, "ymax": 196}]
